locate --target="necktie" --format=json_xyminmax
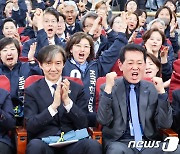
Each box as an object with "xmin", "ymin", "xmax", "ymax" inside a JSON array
[
  {"xmin": 52, "ymin": 84, "xmax": 57, "ymax": 98},
  {"xmin": 68, "ymin": 25, "xmax": 74, "ymax": 32},
  {"xmin": 129, "ymin": 85, "xmax": 142, "ymax": 150}
]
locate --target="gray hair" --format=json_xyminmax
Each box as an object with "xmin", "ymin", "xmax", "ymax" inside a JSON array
[
  {"xmin": 63, "ymin": 1, "xmax": 79, "ymax": 13},
  {"xmin": 147, "ymin": 18, "xmax": 165, "ymax": 30},
  {"xmin": 81, "ymin": 12, "xmax": 98, "ymax": 28}
]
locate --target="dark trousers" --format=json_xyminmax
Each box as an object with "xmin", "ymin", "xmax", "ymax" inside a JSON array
[
  {"xmin": 0, "ymin": 142, "xmax": 13, "ymax": 154},
  {"xmin": 26, "ymin": 138, "xmax": 102, "ymax": 154}
]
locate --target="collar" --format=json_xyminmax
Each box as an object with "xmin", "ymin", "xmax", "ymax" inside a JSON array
[
  {"xmin": 66, "ymin": 23, "xmax": 75, "ymax": 28},
  {"xmin": 94, "ymin": 37, "xmax": 101, "ymax": 44},
  {"xmin": 48, "ymin": 37, "xmax": 55, "ymax": 45},
  {"xmin": 123, "ymin": 77, "xmax": 140, "ymax": 89},
  {"xmin": 70, "ymin": 58, "xmax": 88, "ymax": 67},
  {"xmin": 45, "ymin": 76, "xmax": 62, "ymax": 88},
  {"xmin": 59, "ymin": 32, "xmax": 66, "ymax": 40}
]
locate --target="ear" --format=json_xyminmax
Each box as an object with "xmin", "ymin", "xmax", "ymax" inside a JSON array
[
  {"xmin": 118, "ymin": 59, "xmax": 123, "ymax": 71},
  {"xmin": 38, "ymin": 62, "xmax": 43, "ymax": 70}
]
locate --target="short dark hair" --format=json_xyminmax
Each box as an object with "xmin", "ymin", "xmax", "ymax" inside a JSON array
[
  {"xmin": 65, "ymin": 32, "xmax": 95, "ymax": 62},
  {"xmin": 147, "ymin": 53, "xmax": 162, "ymax": 77},
  {"xmin": 119, "ymin": 44, "xmax": 146, "ymax": 63},
  {"xmin": 44, "ymin": 7, "xmax": 59, "ymax": 22},
  {"xmin": 37, "ymin": 45, "xmax": 66, "ymax": 64},
  {"xmin": 0, "ymin": 37, "xmax": 21, "ymax": 57},
  {"xmin": 2, "ymin": 18, "xmax": 17, "ymax": 29}
]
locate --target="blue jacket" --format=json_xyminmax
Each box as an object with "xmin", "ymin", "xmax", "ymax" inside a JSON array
[
  {"xmin": 0, "ymin": 88, "xmax": 16, "ymax": 148},
  {"xmin": 34, "ymin": 29, "xmax": 65, "ymax": 58},
  {"xmin": 62, "ymin": 32, "xmax": 128, "ymax": 126},
  {"xmin": 0, "ymin": 62, "xmax": 42, "ymax": 117}
]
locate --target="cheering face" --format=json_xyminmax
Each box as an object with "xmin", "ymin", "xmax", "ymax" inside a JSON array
[
  {"xmin": 144, "ymin": 57, "xmax": 159, "ymax": 79},
  {"xmin": 3, "ymin": 21, "xmax": 17, "ymax": 38},
  {"xmin": 70, "ymin": 38, "xmax": 91, "ymax": 64},
  {"xmin": 120, "ymin": 50, "xmax": 145, "ymax": 84},
  {"xmin": 157, "ymin": 8, "xmax": 171, "ymax": 25},
  {"xmin": 63, "ymin": 5, "xmax": 77, "ymax": 25},
  {"xmin": 165, "ymin": 1, "xmax": 176, "ymax": 12},
  {"xmin": 139, "ymin": 12, "xmax": 146, "ymax": 27},
  {"xmin": 0, "ymin": 43, "xmax": 18, "ymax": 70},
  {"xmin": 40, "ymin": 53, "xmax": 64, "ymax": 83},
  {"xmin": 43, "ymin": 13, "xmax": 58, "ymax": 39},
  {"xmin": 4, "ymin": 2, "xmax": 13, "ymax": 17},
  {"xmin": 127, "ymin": 14, "xmax": 138, "ymax": 31},
  {"xmin": 145, "ymin": 31, "xmax": 163, "ymax": 53}
]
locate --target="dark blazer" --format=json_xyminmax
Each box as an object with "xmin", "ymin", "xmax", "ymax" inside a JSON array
[
  {"xmin": 64, "ymin": 20, "xmax": 82, "ymax": 36},
  {"xmin": 24, "ymin": 78, "xmax": 88, "ymax": 141},
  {"xmin": 0, "ymin": 88, "xmax": 16, "ymax": 148},
  {"xmin": 97, "ymin": 77, "xmax": 172, "ymax": 148},
  {"xmin": 171, "ymin": 89, "xmax": 180, "ymax": 136}
]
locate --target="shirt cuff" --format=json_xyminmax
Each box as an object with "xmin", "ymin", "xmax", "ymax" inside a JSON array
[
  {"xmin": 48, "ymin": 105, "xmax": 58, "ymax": 117},
  {"xmin": 63, "ymin": 99, "xmax": 73, "ymax": 113}
]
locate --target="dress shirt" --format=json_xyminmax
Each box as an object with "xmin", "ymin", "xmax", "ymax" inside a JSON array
[{"xmin": 94, "ymin": 37, "xmax": 101, "ymax": 55}]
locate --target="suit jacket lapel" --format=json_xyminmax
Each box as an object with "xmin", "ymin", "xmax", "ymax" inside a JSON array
[
  {"xmin": 115, "ymin": 78, "xmax": 127, "ymax": 124},
  {"xmin": 139, "ymin": 81, "xmax": 149, "ymax": 130},
  {"xmin": 38, "ymin": 78, "xmax": 54, "ymax": 107}
]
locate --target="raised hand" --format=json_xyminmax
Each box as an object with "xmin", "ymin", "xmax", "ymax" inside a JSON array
[
  {"xmin": 152, "ymin": 77, "xmax": 165, "ymax": 94},
  {"xmin": 104, "ymin": 72, "xmax": 117, "ymax": 94},
  {"xmin": 28, "ymin": 42, "xmax": 37, "ymax": 61},
  {"xmin": 160, "ymin": 45, "xmax": 169, "ymax": 64}
]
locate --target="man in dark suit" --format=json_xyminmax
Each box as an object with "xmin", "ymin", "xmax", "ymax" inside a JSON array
[
  {"xmin": 0, "ymin": 88, "xmax": 16, "ymax": 154},
  {"xmin": 24, "ymin": 45, "xmax": 101, "ymax": 154},
  {"xmin": 63, "ymin": 1, "xmax": 82, "ymax": 36},
  {"xmin": 97, "ymin": 44, "xmax": 176, "ymax": 153}
]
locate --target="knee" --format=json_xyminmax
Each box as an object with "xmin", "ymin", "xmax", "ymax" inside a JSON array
[
  {"xmin": 81, "ymin": 139, "xmax": 102, "ymax": 151},
  {"xmin": 26, "ymin": 139, "xmax": 46, "ymax": 153}
]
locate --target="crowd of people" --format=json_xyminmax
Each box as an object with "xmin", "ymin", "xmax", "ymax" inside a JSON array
[{"xmin": 0, "ymin": 0, "xmax": 180, "ymax": 154}]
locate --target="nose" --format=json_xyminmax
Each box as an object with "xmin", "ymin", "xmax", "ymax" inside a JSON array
[{"xmin": 50, "ymin": 63, "xmax": 56, "ymax": 70}]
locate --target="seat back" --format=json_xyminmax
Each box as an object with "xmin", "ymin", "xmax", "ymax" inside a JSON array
[
  {"xmin": 19, "ymin": 57, "xmax": 29, "ymax": 62},
  {"xmin": 110, "ymin": 59, "xmax": 123, "ymax": 76},
  {"xmin": 24, "ymin": 75, "xmax": 44, "ymax": 88},
  {"xmin": 0, "ymin": 75, "xmax": 10, "ymax": 92},
  {"xmin": 168, "ymin": 59, "xmax": 180, "ymax": 102},
  {"xmin": 64, "ymin": 76, "xmax": 83, "ymax": 85}
]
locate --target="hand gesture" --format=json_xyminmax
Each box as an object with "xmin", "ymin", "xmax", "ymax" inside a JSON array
[
  {"xmin": 98, "ymin": 9, "xmax": 108, "ymax": 28},
  {"xmin": 152, "ymin": 77, "xmax": 165, "ymax": 94},
  {"xmin": 104, "ymin": 72, "xmax": 117, "ymax": 94},
  {"xmin": 28, "ymin": 42, "xmax": 37, "ymax": 61},
  {"xmin": 34, "ymin": 8, "xmax": 44, "ymax": 30},
  {"xmin": 77, "ymin": 1, "xmax": 86, "ymax": 12},
  {"xmin": 61, "ymin": 79, "xmax": 71, "ymax": 105},
  {"xmin": 52, "ymin": 83, "xmax": 62, "ymax": 110},
  {"xmin": 26, "ymin": 12, "xmax": 33, "ymax": 27},
  {"xmin": 160, "ymin": 45, "xmax": 169, "ymax": 64}
]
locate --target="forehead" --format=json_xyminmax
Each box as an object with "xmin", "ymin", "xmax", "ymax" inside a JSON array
[
  {"xmin": 124, "ymin": 50, "xmax": 144, "ymax": 61},
  {"xmin": 150, "ymin": 31, "xmax": 162, "ymax": 37},
  {"xmin": 44, "ymin": 52, "xmax": 64, "ymax": 62},
  {"xmin": 64, "ymin": 5, "xmax": 76, "ymax": 11},
  {"xmin": 85, "ymin": 17, "xmax": 95, "ymax": 23},
  {"xmin": 2, "ymin": 43, "xmax": 16, "ymax": 49},
  {"xmin": 127, "ymin": 1, "xmax": 136, "ymax": 5},
  {"xmin": 159, "ymin": 8, "xmax": 169, "ymax": 14},
  {"xmin": 44, "ymin": 13, "xmax": 57, "ymax": 19},
  {"xmin": 5, "ymin": 2, "xmax": 13, "ymax": 8},
  {"xmin": 3, "ymin": 21, "xmax": 16, "ymax": 27}
]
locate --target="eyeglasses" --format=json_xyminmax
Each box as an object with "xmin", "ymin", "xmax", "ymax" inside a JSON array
[{"xmin": 74, "ymin": 44, "xmax": 91, "ymax": 49}]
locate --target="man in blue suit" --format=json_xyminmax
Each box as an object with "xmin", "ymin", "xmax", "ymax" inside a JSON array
[
  {"xmin": 24, "ymin": 45, "xmax": 102, "ymax": 154},
  {"xmin": 0, "ymin": 88, "xmax": 16, "ymax": 154}
]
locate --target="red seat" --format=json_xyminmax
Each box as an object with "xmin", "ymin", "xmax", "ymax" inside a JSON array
[
  {"xmin": 110, "ymin": 60, "xmax": 123, "ymax": 76},
  {"xmin": 133, "ymin": 38, "xmax": 143, "ymax": 44},
  {"xmin": 18, "ymin": 27, "xmax": 25, "ymax": 35},
  {"xmin": 0, "ymin": 75, "xmax": 10, "ymax": 92}
]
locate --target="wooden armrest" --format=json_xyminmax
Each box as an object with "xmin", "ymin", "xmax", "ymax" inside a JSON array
[
  {"xmin": 16, "ymin": 126, "xmax": 27, "ymax": 154},
  {"xmin": 160, "ymin": 128, "xmax": 178, "ymax": 137},
  {"xmin": 88, "ymin": 127, "xmax": 102, "ymax": 144}
]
